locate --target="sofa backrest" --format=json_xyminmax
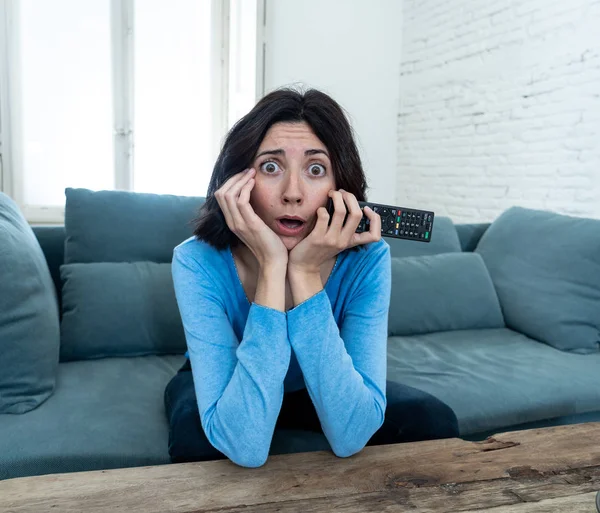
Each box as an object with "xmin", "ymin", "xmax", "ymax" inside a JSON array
[
  {"xmin": 32, "ymin": 226, "xmax": 65, "ymax": 310},
  {"xmin": 32, "ymin": 221, "xmax": 491, "ymax": 304},
  {"xmin": 455, "ymin": 223, "xmax": 491, "ymax": 252}
]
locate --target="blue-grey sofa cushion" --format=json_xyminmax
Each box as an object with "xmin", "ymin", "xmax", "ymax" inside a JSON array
[
  {"xmin": 387, "ymin": 328, "xmax": 600, "ymax": 436},
  {"xmin": 31, "ymin": 226, "xmax": 65, "ymax": 313},
  {"xmin": 387, "ymin": 216, "xmax": 461, "ymax": 259},
  {"xmin": 64, "ymin": 188, "xmax": 205, "ymax": 264},
  {"xmin": 475, "ymin": 206, "xmax": 600, "ymax": 354},
  {"xmin": 0, "ymin": 356, "xmax": 184, "ymax": 479},
  {"xmin": 60, "ymin": 262, "xmax": 186, "ymax": 361},
  {"xmin": 0, "ymin": 193, "xmax": 60, "ymax": 414},
  {"xmin": 388, "ymin": 253, "xmax": 504, "ymax": 336},
  {"xmin": 0, "ymin": 355, "xmax": 333, "ymax": 480}
]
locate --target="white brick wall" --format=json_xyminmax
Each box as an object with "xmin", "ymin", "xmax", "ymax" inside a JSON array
[{"xmin": 397, "ymin": 0, "xmax": 600, "ymax": 223}]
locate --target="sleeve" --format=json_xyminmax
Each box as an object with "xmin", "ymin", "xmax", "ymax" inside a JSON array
[
  {"xmin": 171, "ymin": 247, "xmax": 291, "ymax": 468},
  {"xmin": 286, "ymin": 242, "xmax": 391, "ymax": 458}
]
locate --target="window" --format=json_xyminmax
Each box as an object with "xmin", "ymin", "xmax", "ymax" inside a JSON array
[{"xmin": 0, "ymin": 0, "xmax": 262, "ymax": 222}]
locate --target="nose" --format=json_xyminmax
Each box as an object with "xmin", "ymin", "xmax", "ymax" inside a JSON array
[{"xmin": 281, "ymin": 171, "xmax": 303, "ymax": 205}]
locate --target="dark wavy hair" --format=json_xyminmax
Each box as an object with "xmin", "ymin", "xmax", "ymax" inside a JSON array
[{"xmin": 193, "ymin": 87, "xmax": 368, "ymax": 249}]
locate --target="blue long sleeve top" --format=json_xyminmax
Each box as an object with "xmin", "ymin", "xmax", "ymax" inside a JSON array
[{"xmin": 171, "ymin": 237, "xmax": 391, "ymax": 468}]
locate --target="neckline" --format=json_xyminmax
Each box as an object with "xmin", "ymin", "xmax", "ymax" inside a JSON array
[{"xmin": 227, "ymin": 246, "xmax": 341, "ymax": 307}]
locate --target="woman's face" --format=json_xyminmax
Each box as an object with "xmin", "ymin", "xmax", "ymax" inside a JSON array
[{"xmin": 250, "ymin": 121, "xmax": 336, "ymax": 251}]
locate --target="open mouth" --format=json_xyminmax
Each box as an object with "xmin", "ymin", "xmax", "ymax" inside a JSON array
[
  {"xmin": 276, "ymin": 217, "xmax": 306, "ymax": 235},
  {"xmin": 279, "ymin": 219, "xmax": 304, "ymax": 229}
]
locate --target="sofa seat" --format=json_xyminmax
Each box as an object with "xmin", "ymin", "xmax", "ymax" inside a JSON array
[
  {"xmin": 0, "ymin": 352, "xmax": 337, "ymax": 480},
  {"xmin": 0, "ymin": 355, "xmax": 185, "ymax": 480},
  {"xmin": 387, "ymin": 328, "xmax": 600, "ymax": 437}
]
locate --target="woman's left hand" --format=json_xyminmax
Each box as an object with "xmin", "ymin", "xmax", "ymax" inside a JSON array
[{"xmin": 287, "ymin": 189, "xmax": 381, "ymax": 277}]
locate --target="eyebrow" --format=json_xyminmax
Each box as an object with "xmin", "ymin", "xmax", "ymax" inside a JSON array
[{"xmin": 255, "ymin": 148, "xmax": 330, "ymax": 159}]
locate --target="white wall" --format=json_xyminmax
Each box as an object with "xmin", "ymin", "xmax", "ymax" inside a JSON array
[
  {"xmin": 263, "ymin": 0, "xmax": 402, "ymax": 205},
  {"xmin": 398, "ymin": 0, "xmax": 600, "ymax": 222}
]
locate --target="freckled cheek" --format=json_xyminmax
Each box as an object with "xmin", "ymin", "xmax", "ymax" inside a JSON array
[
  {"xmin": 316, "ymin": 184, "xmax": 335, "ymax": 206},
  {"xmin": 249, "ymin": 188, "xmax": 271, "ymax": 217}
]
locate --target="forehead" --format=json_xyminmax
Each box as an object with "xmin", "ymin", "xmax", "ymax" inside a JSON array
[{"xmin": 259, "ymin": 122, "xmax": 328, "ymax": 152}]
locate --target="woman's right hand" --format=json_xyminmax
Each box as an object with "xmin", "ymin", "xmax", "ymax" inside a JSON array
[{"xmin": 215, "ymin": 168, "xmax": 288, "ymax": 270}]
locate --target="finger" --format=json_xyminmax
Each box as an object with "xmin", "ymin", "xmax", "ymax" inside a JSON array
[
  {"xmin": 339, "ymin": 191, "xmax": 362, "ymax": 240},
  {"xmin": 311, "ymin": 206, "xmax": 331, "ymax": 238},
  {"xmin": 221, "ymin": 168, "xmax": 253, "ymax": 194},
  {"xmin": 215, "ymin": 169, "xmax": 253, "ymax": 227},
  {"xmin": 349, "ymin": 205, "xmax": 381, "ymax": 247},
  {"xmin": 327, "ymin": 190, "xmax": 347, "ymax": 234},
  {"xmin": 223, "ymin": 169, "xmax": 256, "ymax": 229},
  {"xmin": 237, "ymin": 177, "xmax": 261, "ymax": 228}
]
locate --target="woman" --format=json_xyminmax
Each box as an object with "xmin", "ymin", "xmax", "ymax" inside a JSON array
[{"xmin": 165, "ymin": 87, "xmax": 458, "ymax": 468}]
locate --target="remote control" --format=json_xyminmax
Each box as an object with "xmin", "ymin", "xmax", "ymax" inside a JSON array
[{"xmin": 326, "ymin": 198, "xmax": 434, "ymax": 242}]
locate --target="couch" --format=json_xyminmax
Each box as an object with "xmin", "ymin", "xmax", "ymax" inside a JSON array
[{"xmin": 1, "ymin": 188, "xmax": 599, "ymax": 481}]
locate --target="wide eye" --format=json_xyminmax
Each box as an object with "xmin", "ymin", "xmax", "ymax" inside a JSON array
[
  {"xmin": 308, "ymin": 164, "xmax": 326, "ymax": 177},
  {"xmin": 260, "ymin": 161, "xmax": 281, "ymax": 174}
]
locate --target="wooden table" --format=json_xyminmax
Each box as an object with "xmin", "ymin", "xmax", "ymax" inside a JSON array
[{"xmin": 1, "ymin": 423, "xmax": 599, "ymax": 512}]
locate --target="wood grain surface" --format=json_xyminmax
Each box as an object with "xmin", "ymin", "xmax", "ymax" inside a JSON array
[{"xmin": 1, "ymin": 422, "xmax": 599, "ymax": 512}]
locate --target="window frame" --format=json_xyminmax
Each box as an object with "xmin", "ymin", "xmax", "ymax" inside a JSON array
[{"xmin": 0, "ymin": 0, "xmax": 265, "ymax": 224}]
